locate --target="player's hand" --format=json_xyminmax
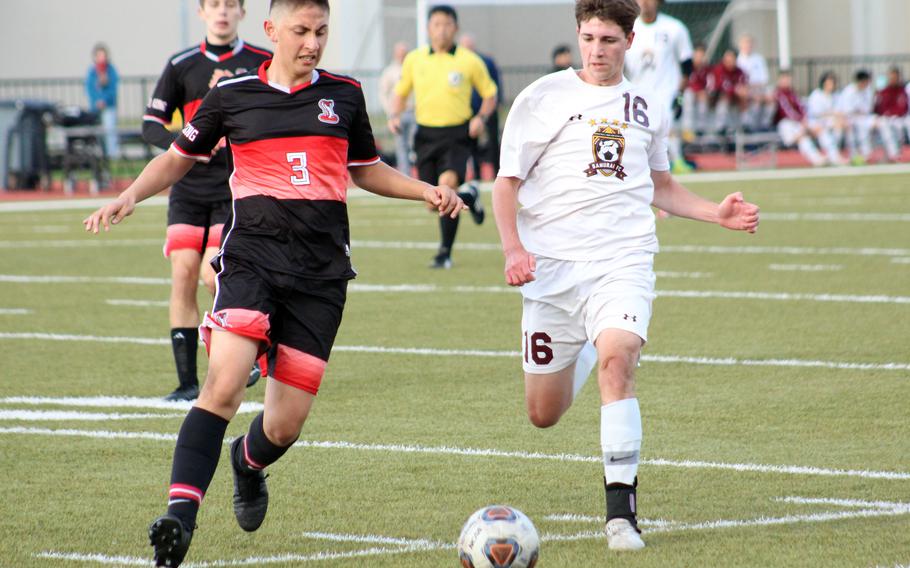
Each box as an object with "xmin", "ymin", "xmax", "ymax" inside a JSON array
[
  {"xmin": 423, "ymin": 185, "xmax": 465, "ymax": 219},
  {"xmin": 82, "ymin": 194, "xmax": 136, "ymax": 234},
  {"xmin": 211, "ymin": 137, "xmax": 228, "ymax": 157},
  {"xmin": 718, "ymin": 192, "xmax": 760, "ymax": 233},
  {"xmin": 209, "ymin": 69, "xmax": 235, "ymax": 89},
  {"xmin": 387, "ymin": 116, "xmax": 401, "ymax": 135},
  {"xmin": 503, "ymin": 246, "xmax": 536, "ymax": 287},
  {"xmin": 468, "ymin": 116, "xmax": 485, "ymax": 139}
]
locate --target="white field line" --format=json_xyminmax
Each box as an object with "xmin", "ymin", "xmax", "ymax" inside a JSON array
[
  {"xmin": 0, "ymin": 196, "xmax": 169, "ymax": 213},
  {"xmin": 0, "ymin": 308, "xmax": 30, "ymax": 314},
  {"xmin": 892, "ymin": 257, "xmax": 910, "ymax": 264},
  {"xmin": 4, "ymin": 426, "xmax": 907, "ymax": 481},
  {"xmin": 106, "ymin": 299, "xmax": 169, "ymax": 307},
  {"xmin": 2, "ymin": 333, "xmax": 909, "ymax": 372},
  {"xmin": 0, "ymin": 274, "xmax": 170, "ymax": 285},
  {"xmin": 300, "ymin": 531, "xmax": 446, "ymax": 548},
  {"xmin": 768, "ymin": 264, "xmax": 844, "ymax": 272},
  {"xmin": 0, "ymin": 238, "xmax": 161, "ymax": 249},
  {"xmin": 0, "ymin": 396, "xmax": 263, "ymax": 414},
  {"xmin": 35, "ymin": 494, "xmax": 910, "ymax": 566},
  {"xmin": 761, "ymin": 212, "xmax": 910, "ymax": 222},
  {"xmin": 0, "ymin": 410, "xmax": 184, "ymax": 421},
  {"xmin": 673, "ymin": 162, "xmax": 910, "ymax": 183}
]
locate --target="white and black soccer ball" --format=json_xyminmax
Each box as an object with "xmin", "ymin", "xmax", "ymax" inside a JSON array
[
  {"xmin": 596, "ymin": 138, "xmax": 621, "ymax": 162},
  {"xmin": 457, "ymin": 505, "xmax": 540, "ymax": 568}
]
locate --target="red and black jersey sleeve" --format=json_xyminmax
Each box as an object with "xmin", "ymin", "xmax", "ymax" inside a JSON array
[
  {"xmin": 143, "ymin": 61, "xmax": 184, "ymax": 127},
  {"xmin": 346, "ymin": 87, "xmax": 380, "ymax": 166},
  {"xmin": 171, "ymin": 87, "xmax": 225, "ymax": 163}
]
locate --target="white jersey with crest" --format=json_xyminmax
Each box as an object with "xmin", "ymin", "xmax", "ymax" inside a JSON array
[
  {"xmin": 498, "ymin": 69, "xmax": 670, "ymax": 262},
  {"xmin": 624, "ymin": 13, "xmax": 693, "ymax": 110}
]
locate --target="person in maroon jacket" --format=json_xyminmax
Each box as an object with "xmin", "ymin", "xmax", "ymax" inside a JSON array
[
  {"xmin": 708, "ymin": 48, "xmax": 749, "ymax": 134},
  {"xmin": 84, "ymin": 1, "xmax": 464, "ymax": 565},
  {"xmin": 681, "ymin": 44, "xmax": 711, "ymax": 138},
  {"xmin": 874, "ymin": 67, "xmax": 909, "ymax": 147},
  {"xmin": 773, "ymin": 70, "xmax": 841, "ymax": 166}
]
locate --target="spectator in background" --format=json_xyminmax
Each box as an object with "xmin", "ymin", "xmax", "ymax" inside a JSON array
[
  {"xmin": 709, "ymin": 48, "xmax": 748, "ymax": 134},
  {"xmin": 773, "ymin": 70, "xmax": 839, "ymax": 167},
  {"xmin": 736, "ymin": 34, "xmax": 774, "ymax": 131},
  {"xmin": 551, "ymin": 44, "xmax": 573, "ymax": 72},
  {"xmin": 86, "ymin": 43, "xmax": 119, "ymax": 158},
  {"xmin": 806, "ymin": 71, "xmax": 848, "ymax": 165},
  {"xmin": 681, "ymin": 43, "xmax": 711, "ymax": 138},
  {"xmin": 461, "ymin": 33, "xmax": 502, "ymax": 181},
  {"xmin": 379, "ymin": 41, "xmax": 415, "ymax": 174},
  {"xmin": 874, "ymin": 67, "xmax": 909, "ymax": 147},
  {"xmin": 838, "ymin": 69, "xmax": 900, "ymax": 164}
]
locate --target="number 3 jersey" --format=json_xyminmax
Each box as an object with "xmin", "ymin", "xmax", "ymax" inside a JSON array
[
  {"xmin": 172, "ymin": 61, "xmax": 380, "ymax": 280},
  {"xmin": 499, "ymin": 69, "xmax": 670, "ymax": 262}
]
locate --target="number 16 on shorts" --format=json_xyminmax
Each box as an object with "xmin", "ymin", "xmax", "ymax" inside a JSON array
[{"xmin": 523, "ymin": 331, "xmax": 554, "ymax": 366}]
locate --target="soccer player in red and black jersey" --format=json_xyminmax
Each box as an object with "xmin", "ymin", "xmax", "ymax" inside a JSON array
[
  {"xmin": 85, "ymin": 1, "xmax": 464, "ymax": 565},
  {"xmin": 142, "ymin": 0, "xmax": 271, "ymax": 402}
]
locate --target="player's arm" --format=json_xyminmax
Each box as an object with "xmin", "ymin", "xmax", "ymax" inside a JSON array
[
  {"xmin": 142, "ymin": 61, "xmax": 184, "ymax": 150},
  {"xmin": 83, "ymin": 152, "xmax": 195, "ymax": 233},
  {"xmin": 349, "ymin": 162, "xmax": 463, "ymax": 218},
  {"xmin": 492, "ymin": 175, "xmax": 535, "ymax": 286},
  {"xmin": 387, "ymin": 52, "xmax": 414, "ymax": 135},
  {"xmin": 469, "ymin": 56, "xmax": 499, "ymax": 138},
  {"xmin": 650, "ymin": 170, "xmax": 760, "ymax": 233}
]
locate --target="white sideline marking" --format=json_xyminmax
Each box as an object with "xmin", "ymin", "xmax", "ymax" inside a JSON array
[
  {"xmin": 4, "ymin": 426, "xmax": 907, "ymax": 481},
  {"xmin": 300, "ymin": 531, "xmax": 445, "ymax": 548},
  {"xmin": 656, "ymin": 289, "xmax": 910, "ymax": 304},
  {"xmin": 0, "ymin": 196, "xmax": 169, "ymax": 213},
  {"xmin": 660, "ymin": 244, "xmax": 910, "ymax": 257},
  {"xmin": 2, "ymin": 333, "xmax": 909, "ymax": 372},
  {"xmin": 0, "ymin": 238, "xmax": 161, "ymax": 249},
  {"xmin": 893, "ymin": 257, "xmax": 910, "ymax": 264},
  {"xmin": 106, "ymin": 299, "xmax": 169, "ymax": 307},
  {"xmin": 0, "ymin": 410, "xmax": 184, "ymax": 421},
  {"xmin": 761, "ymin": 212, "xmax": 910, "ymax": 222},
  {"xmin": 36, "ymin": 494, "xmax": 910, "ymax": 565},
  {"xmin": 0, "ymin": 396, "xmax": 264, "ymax": 414},
  {"xmin": 0, "ymin": 308, "xmax": 30, "ymax": 314},
  {"xmin": 673, "ymin": 162, "xmax": 910, "ymax": 183},
  {"xmin": 0, "ymin": 274, "xmax": 170, "ymax": 285},
  {"xmin": 768, "ymin": 264, "xmax": 844, "ymax": 272}
]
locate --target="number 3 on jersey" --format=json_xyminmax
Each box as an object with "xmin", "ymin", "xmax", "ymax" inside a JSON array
[{"xmin": 286, "ymin": 152, "xmax": 310, "ymax": 186}]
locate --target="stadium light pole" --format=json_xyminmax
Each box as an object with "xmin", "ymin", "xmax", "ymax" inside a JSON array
[{"xmin": 776, "ymin": 0, "xmax": 791, "ymax": 70}]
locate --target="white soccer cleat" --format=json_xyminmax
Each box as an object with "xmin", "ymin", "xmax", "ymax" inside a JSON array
[{"xmin": 606, "ymin": 518, "xmax": 645, "ymax": 551}]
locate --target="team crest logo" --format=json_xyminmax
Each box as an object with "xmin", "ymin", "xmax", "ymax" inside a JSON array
[
  {"xmin": 317, "ymin": 99, "xmax": 340, "ymax": 124},
  {"xmin": 448, "ymin": 71, "xmax": 463, "ymax": 87},
  {"xmin": 585, "ymin": 124, "xmax": 627, "ymax": 180}
]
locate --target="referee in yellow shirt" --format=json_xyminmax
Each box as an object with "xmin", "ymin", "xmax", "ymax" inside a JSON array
[{"xmin": 389, "ymin": 4, "xmax": 498, "ymax": 269}]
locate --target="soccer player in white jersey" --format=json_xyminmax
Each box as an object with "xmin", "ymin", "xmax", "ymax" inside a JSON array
[
  {"xmin": 806, "ymin": 72, "xmax": 848, "ymax": 166},
  {"xmin": 492, "ymin": 0, "xmax": 759, "ymax": 552},
  {"xmin": 623, "ymin": 0, "xmax": 693, "ymax": 173},
  {"xmin": 838, "ymin": 69, "xmax": 900, "ymax": 164}
]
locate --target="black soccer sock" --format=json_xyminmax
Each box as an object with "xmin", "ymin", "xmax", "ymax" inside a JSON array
[
  {"xmin": 605, "ymin": 476, "xmax": 640, "ymax": 530},
  {"xmin": 170, "ymin": 328, "xmax": 198, "ymax": 389},
  {"xmin": 232, "ymin": 412, "xmax": 297, "ymax": 474},
  {"xmin": 166, "ymin": 407, "xmax": 229, "ymax": 530},
  {"xmin": 438, "ymin": 216, "xmax": 460, "ymax": 259}
]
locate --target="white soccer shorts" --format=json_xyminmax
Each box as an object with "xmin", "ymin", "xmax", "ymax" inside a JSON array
[{"xmin": 519, "ymin": 253, "xmax": 656, "ymax": 374}]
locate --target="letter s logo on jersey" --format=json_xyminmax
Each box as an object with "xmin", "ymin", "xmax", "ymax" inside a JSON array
[
  {"xmin": 181, "ymin": 123, "xmax": 199, "ymax": 142},
  {"xmin": 317, "ymin": 99, "xmax": 340, "ymax": 124}
]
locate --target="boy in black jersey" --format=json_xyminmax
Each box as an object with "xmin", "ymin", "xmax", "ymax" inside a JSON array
[
  {"xmin": 143, "ymin": 0, "xmax": 271, "ymax": 401},
  {"xmin": 85, "ymin": 1, "xmax": 463, "ymax": 566}
]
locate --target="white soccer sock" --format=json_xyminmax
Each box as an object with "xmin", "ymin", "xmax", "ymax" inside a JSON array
[
  {"xmin": 601, "ymin": 398, "xmax": 642, "ymax": 486},
  {"xmin": 797, "ymin": 137, "xmax": 824, "ymax": 166},
  {"xmin": 572, "ymin": 342, "xmax": 598, "ymax": 399}
]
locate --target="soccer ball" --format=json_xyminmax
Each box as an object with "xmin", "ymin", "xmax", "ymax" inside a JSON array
[{"xmin": 457, "ymin": 505, "xmax": 540, "ymax": 568}]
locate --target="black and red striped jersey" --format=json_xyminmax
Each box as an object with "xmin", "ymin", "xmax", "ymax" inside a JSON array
[
  {"xmin": 171, "ymin": 61, "xmax": 381, "ymax": 280},
  {"xmin": 143, "ymin": 39, "xmax": 271, "ymax": 203}
]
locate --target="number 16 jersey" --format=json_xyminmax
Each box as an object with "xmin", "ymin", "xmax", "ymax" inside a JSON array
[
  {"xmin": 498, "ymin": 69, "xmax": 670, "ymax": 262},
  {"xmin": 172, "ymin": 61, "xmax": 380, "ymax": 280}
]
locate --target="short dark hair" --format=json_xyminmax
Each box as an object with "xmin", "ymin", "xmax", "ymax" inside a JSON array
[
  {"xmin": 428, "ymin": 5, "xmax": 458, "ymax": 24},
  {"xmin": 854, "ymin": 69, "xmax": 871, "ymax": 82},
  {"xmin": 552, "ymin": 44, "xmax": 571, "ymax": 59},
  {"xmin": 200, "ymin": 0, "xmax": 245, "ymax": 6},
  {"xmin": 269, "ymin": 0, "xmax": 329, "ymax": 14},
  {"xmin": 818, "ymin": 71, "xmax": 837, "ymax": 89},
  {"xmin": 574, "ymin": 0, "xmax": 640, "ymax": 36}
]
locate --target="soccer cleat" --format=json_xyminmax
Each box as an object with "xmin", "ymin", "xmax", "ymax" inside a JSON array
[
  {"xmin": 428, "ymin": 255, "xmax": 453, "ymax": 269},
  {"xmin": 246, "ymin": 362, "xmax": 261, "ymax": 388},
  {"xmin": 460, "ymin": 181, "xmax": 485, "ymax": 225},
  {"xmin": 164, "ymin": 385, "xmax": 199, "ymax": 402},
  {"xmin": 230, "ymin": 437, "xmax": 269, "ymax": 532},
  {"xmin": 149, "ymin": 514, "xmax": 193, "ymax": 567},
  {"xmin": 605, "ymin": 518, "xmax": 645, "ymax": 551},
  {"xmin": 670, "ymin": 157, "xmax": 693, "ymax": 174}
]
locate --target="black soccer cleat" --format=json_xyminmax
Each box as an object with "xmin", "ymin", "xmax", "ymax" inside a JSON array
[
  {"xmin": 164, "ymin": 385, "xmax": 199, "ymax": 402},
  {"xmin": 230, "ymin": 437, "xmax": 269, "ymax": 532},
  {"xmin": 149, "ymin": 514, "xmax": 193, "ymax": 567},
  {"xmin": 460, "ymin": 182, "xmax": 485, "ymax": 225},
  {"xmin": 246, "ymin": 362, "xmax": 262, "ymax": 389},
  {"xmin": 428, "ymin": 254, "xmax": 453, "ymax": 270}
]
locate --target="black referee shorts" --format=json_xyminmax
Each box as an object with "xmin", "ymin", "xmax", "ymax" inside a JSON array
[
  {"xmin": 201, "ymin": 258, "xmax": 347, "ymax": 395},
  {"xmin": 414, "ymin": 123, "xmax": 472, "ymax": 185}
]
